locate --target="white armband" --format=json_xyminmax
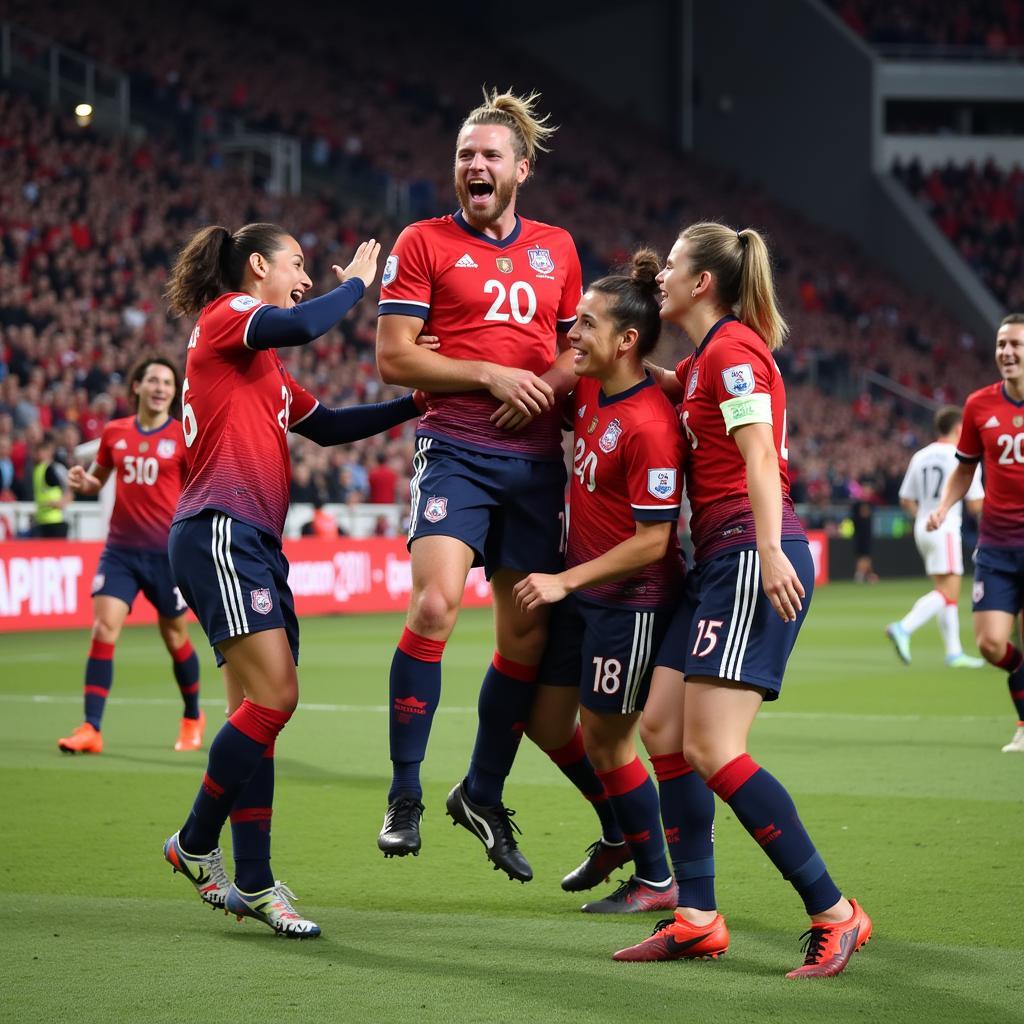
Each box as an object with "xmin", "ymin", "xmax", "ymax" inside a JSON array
[{"xmin": 720, "ymin": 393, "xmax": 772, "ymax": 433}]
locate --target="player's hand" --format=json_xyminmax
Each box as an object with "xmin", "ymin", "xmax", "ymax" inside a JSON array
[
  {"xmin": 926, "ymin": 507, "xmax": 947, "ymax": 532},
  {"xmin": 484, "ymin": 366, "xmax": 554, "ymax": 419},
  {"xmin": 414, "ymin": 333, "xmax": 440, "ymax": 350},
  {"xmin": 514, "ymin": 572, "xmax": 569, "ymax": 612},
  {"xmin": 333, "ymin": 239, "xmax": 381, "ymax": 289},
  {"xmin": 759, "ymin": 546, "xmax": 804, "ymax": 623},
  {"xmin": 490, "ymin": 401, "xmax": 533, "ymax": 431},
  {"xmin": 68, "ymin": 465, "xmax": 99, "ymax": 494}
]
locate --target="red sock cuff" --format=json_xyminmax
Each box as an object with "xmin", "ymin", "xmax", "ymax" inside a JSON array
[
  {"xmin": 706, "ymin": 753, "xmax": 760, "ymax": 801},
  {"xmin": 171, "ymin": 639, "xmax": 195, "ymax": 663},
  {"xmin": 996, "ymin": 644, "xmax": 1024, "ymax": 673},
  {"xmin": 228, "ymin": 699, "xmax": 291, "ymax": 746},
  {"xmin": 230, "ymin": 806, "xmax": 273, "ymax": 824},
  {"xmin": 544, "ymin": 725, "xmax": 586, "ymax": 766},
  {"xmin": 596, "ymin": 756, "xmax": 650, "ymax": 797},
  {"xmin": 937, "ymin": 591, "xmax": 957, "ymax": 607},
  {"xmin": 492, "ymin": 652, "xmax": 538, "ymax": 683},
  {"xmin": 89, "ymin": 639, "xmax": 115, "ymax": 661},
  {"xmin": 650, "ymin": 752, "xmax": 694, "ymax": 781},
  {"xmin": 398, "ymin": 627, "xmax": 446, "ymax": 663}
]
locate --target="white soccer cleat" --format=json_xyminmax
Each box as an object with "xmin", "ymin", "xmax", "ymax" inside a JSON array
[
  {"xmin": 885, "ymin": 623, "xmax": 911, "ymax": 665},
  {"xmin": 224, "ymin": 882, "xmax": 321, "ymax": 938},
  {"xmin": 945, "ymin": 653, "xmax": 985, "ymax": 669},
  {"xmin": 1001, "ymin": 726, "xmax": 1024, "ymax": 753},
  {"xmin": 163, "ymin": 831, "xmax": 231, "ymax": 909}
]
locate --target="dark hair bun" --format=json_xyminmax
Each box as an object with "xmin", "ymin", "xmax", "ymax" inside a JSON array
[{"xmin": 629, "ymin": 248, "xmax": 661, "ymax": 292}]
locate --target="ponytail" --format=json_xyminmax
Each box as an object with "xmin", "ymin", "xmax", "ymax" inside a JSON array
[{"xmin": 165, "ymin": 222, "xmax": 289, "ymax": 317}]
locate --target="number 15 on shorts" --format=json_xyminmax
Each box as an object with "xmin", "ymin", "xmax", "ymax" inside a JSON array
[{"xmin": 692, "ymin": 618, "xmax": 724, "ymax": 658}]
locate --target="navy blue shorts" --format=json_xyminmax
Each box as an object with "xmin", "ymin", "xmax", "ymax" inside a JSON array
[
  {"xmin": 408, "ymin": 436, "xmax": 566, "ymax": 578},
  {"xmin": 168, "ymin": 511, "xmax": 298, "ymax": 668},
  {"xmin": 972, "ymin": 546, "xmax": 1024, "ymax": 615},
  {"xmin": 91, "ymin": 544, "xmax": 188, "ymax": 620},
  {"xmin": 537, "ymin": 595, "xmax": 674, "ymax": 714},
  {"xmin": 655, "ymin": 540, "xmax": 814, "ymax": 701}
]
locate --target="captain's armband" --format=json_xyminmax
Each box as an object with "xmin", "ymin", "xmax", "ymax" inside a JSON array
[{"xmin": 720, "ymin": 392, "xmax": 772, "ymax": 433}]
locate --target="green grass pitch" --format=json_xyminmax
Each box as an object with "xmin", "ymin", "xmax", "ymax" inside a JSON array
[{"xmin": 2, "ymin": 580, "xmax": 1022, "ymax": 1024}]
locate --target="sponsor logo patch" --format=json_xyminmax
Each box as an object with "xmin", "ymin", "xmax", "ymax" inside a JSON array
[
  {"xmin": 423, "ymin": 496, "xmax": 448, "ymax": 523},
  {"xmin": 647, "ymin": 468, "xmax": 677, "ymax": 499},
  {"xmin": 577, "ymin": 404, "xmax": 586, "ymax": 419},
  {"xmin": 982, "ymin": 415, "xmax": 1000, "ymax": 429},
  {"xmin": 114, "ymin": 439, "xmax": 128, "ymax": 450},
  {"xmin": 454, "ymin": 253, "xmax": 478, "ymax": 268},
  {"xmin": 229, "ymin": 294, "xmax": 260, "ymax": 312},
  {"xmin": 156, "ymin": 438, "xmax": 177, "ymax": 458},
  {"xmin": 250, "ymin": 588, "xmax": 273, "ymax": 615},
  {"xmin": 722, "ymin": 363, "xmax": 755, "ymax": 397},
  {"xmin": 495, "ymin": 257, "xmax": 513, "ymax": 274},
  {"xmin": 382, "ymin": 254, "xmax": 399, "ymax": 286},
  {"xmin": 599, "ymin": 418, "xmax": 623, "ymax": 453},
  {"xmin": 527, "ymin": 246, "xmax": 555, "ymax": 274}
]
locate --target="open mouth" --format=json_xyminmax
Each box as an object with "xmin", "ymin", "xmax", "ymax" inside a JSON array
[
  {"xmin": 289, "ymin": 289, "xmax": 303, "ymax": 303},
  {"xmin": 468, "ymin": 179, "xmax": 494, "ymax": 201}
]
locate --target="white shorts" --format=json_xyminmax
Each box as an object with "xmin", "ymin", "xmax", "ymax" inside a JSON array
[{"xmin": 914, "ymin": 523, "xmax": 964, "ymax": 576}]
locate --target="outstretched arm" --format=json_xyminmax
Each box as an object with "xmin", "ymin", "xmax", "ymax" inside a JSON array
[{"xmin": 290, "ymin": 394, "xmax": 423, "ymax": 447}]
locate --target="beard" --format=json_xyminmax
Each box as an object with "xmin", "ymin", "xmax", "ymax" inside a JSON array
[{"xmin": 454, "ymin": 170, "xmax": 518, "ymax": 229}]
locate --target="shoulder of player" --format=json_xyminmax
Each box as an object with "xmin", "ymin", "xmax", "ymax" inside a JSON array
[
  {"xmin": 706, "ymin": 322, "xmax": 773, "ymax": 365},
  {"xmin": 518, "ymin": 216, "xmax": 574, "ymax": 241},
  {"xmin": 102, "ymin": 416, "xmax": 134, "ymax": 438},
  {"xmin": 964, "ymin": 381, "xmax": 1003, "ymax": 409}
]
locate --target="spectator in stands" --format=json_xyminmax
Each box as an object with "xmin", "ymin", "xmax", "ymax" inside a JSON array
[
  {"xmin": 31, "ymin": 431, "xmax": 70, "ymax": 537},
  {"xmin": 367, "ymin": 452, "xmax": 399, "ymax": 504}
]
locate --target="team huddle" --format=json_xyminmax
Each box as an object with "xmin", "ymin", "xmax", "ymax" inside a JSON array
[{"xmin": 53, "ymin": 89, "xmax": 1024, "ymax": 977}]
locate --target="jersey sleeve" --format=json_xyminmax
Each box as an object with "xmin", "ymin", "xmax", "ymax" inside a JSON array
[
  {"xmin": 898, "ymin": 453, "xmax": 921, "ymax": 501},
  {"xmin": 378, "ymin": 225, "xmax": 433, "ymax": 320},
  {"xmin": 956, "ymin": 394, "xmax": 983, "ymax": 462},
  {"xmin": 283, "ymin": 367, "xmax": 319, "ymax": 428},
  {"xmin": 624, "ymin": 419, "xmax": 684, "ymax": 522},
  {"xmin": 204, "ymin": 293, "xmax": 268, "ymax": 355},
  {"xmin": 966, "ymin": 464, "xmax": 985, "ymax": 501},
  {"xmin": 556, "ymin": 234, "xmax": 583, "ymax": 332},
  {"xmin": 704, "ymin": 341, "xmax": 773, "ymax": 434},
  {"xmin": 95, "ymin": 425, "xmax": 115, "ymax": 469}
]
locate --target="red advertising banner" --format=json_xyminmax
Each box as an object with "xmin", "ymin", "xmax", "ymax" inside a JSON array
[
  {"xmin": 806, "ymin": 530, "xmax": 830, "ymax": 586},
  {"xmin": 0, "ymin": 538, "xmax": 493, "ymax": 633}
]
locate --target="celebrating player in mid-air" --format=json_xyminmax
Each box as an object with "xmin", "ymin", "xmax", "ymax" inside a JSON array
[
  {"xmin": 375, "ymin": 89, "xmax": 582, "ymax": 880},
  {"xmin": 58, "ymin": 357, "xmax": 204, "ymax": 756},
  {"xmin": 885, "ymin": 405, "xmax": 984, "ymax": 669},
  {"xmin": 160, "ymin": 222, "xmax": 424, "ymax": 939},
  {"xmin": 929, "ymin": 313, "xmax": 1024, "ymax": 752}
]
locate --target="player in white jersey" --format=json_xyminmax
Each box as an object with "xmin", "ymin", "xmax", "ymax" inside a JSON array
[{"xmin": 886, "ymin": 406, "xmax": 984, "ymax": 667}]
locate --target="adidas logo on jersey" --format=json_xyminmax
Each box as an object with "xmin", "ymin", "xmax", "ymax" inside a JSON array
[
  {"xmin": 114, "ymin": 439, "xmax": 128, "ymax": 449},
  {"xmin": 454, "ymin": 253, "xmax": 478, "ymax": 269},
  {"xmin": 982, "ymin": 415, "xmax": 1000, "ymax": 429}
]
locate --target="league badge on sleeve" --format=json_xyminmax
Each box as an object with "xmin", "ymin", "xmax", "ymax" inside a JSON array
[
  {"xmin": 598, "ymin": 418, "xmax": 623, "ymax": 453},
  {"xmin": 647, "ymin": 468, "xmax": 677, "ymax": 500},
  {"xmin": 382, "ymin": 255, "xmax": 399, "ymax": 286},
  {"xmin": 423, "ymin": 495, "xmax": 448, "ymax": 523},
  {"xmin": 527, "ymin": 247, "xmax": 555, "ymax": 275},
  {"xmin": 250, "ymin": 588, "xmax": 273, "ymax": 615},
  {"xmin": 229, "ymin": 295, "xmax": 260, "ymax": 312},
  {"xmin": 722, "ymin": 363, "xmax": 755, "ymax": 397},
  {"xmin": 156, "ymin": 438, "xmax": 177, "ymax": 459}
]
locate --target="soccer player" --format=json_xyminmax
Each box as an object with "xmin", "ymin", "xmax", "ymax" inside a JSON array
[
  {"xmin": 515, "ymin": 252, "xmax": 685, "ymax": 913},
  {"xmin": 159, "ymin": 222, "xmax": 424, "ymax": 938},
  {"xmin": 614, "ymin": 223, "xmax": 871, "ymax": 978},
  {"xmin": 375, "ymin": 89, "xmax": 582, "ymax": 879},
  {"xmin": 57, "ymin": 358, "xmax": 204, "ymax": 755},
  {"xmin": 928, "ymin": 313, "xmax": 1024, "ymax": 752},
  {"xmin": 886, "ymin": 405, "xmax": 984, "ymax": 668}
]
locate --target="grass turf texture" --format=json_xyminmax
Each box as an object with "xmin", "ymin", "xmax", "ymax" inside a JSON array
[{"xmin": 1, "ymin": 579, "xmax": 1021, "ymax": 1024}]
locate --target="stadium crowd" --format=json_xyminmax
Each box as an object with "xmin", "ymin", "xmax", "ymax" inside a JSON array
[{"xmin": 0, "ymin": 0, "xmax": 1001, "ymax": 525}]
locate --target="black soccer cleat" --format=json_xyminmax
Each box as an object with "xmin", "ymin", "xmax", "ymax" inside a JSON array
[
  {"xmin": 378, "ymin": 793, "xmax": 425, "ymax": 858},
  {"xmin": 560, "ymin": 838, "xmax": 633, "ymax": 892},
  {"xmin": 445, "ymin": 780, "xmax": 533, "ymax": 883}
]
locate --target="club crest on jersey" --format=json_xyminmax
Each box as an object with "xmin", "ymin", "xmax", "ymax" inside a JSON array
[
  {"xmin": 138, "ymin": 441, "xmax": 149, "ymax": 453},
  {"xmin": 229, "ymin": 294, "xmax": 260, "ymax": 312},
  {"xmin": 647, "ymin": 468, "xmax": 677, "ymax": 499},
  {"xmin": 686, "ymin": 367, "xmax": 699, "ymax": 399},
  {"xmin": 156, "ymin": 439, "xmax": 177, "ymax": 458},
  {"xmin": 527, "ymin": 247, "xmax": 555, "ymax": 274},
  {"xmin": 722, "ymin": 363, "xmax": 755, "ymax": 397},
  {"xmin": 599, "ymin": 418, "xmax": 623, "ymax": 453},
  {"xmin": 250, "ymin": 588, "xmax": 273, "ymax": 615},
  {"xmin": 1015, "ymin": 416, "xmax": 1024, "ymax": 428},
  {"xmin": 382, "ymin": 255, "xmax": 399, "ymax": 286},
  {"xmin": 495, "ymin": 257, "xmax": 513, "ymax": 274},
  {"xmin": 423, "ymin": 495, "xmax": 448, "ymax": 523}
]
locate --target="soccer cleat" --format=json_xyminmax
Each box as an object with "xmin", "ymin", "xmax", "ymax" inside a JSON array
[
  {"xmin": 785, "ymin": 899, "xmax": 872, "ymax": 979},
  {"xmin": 224, "ymin": 882, "xmax": 321, "ymax": 939},
  {"xmin": 561, "ymin": 838, "xmax": 633, "ymax": 892},
  {"xmin": 162, "ymin": 831, "xmax": 231, "ymax": 909},
  {"xmin": 885, "ymin": 623, "xmax": 911, "ymax": 665},
  {"xmin": 581, "ymin": 875, "xmax": 678, "ymax": 914},
  {"xmin": 58, "ymin": 722, "xmax": 103, "ymax": 754},
  {"xmin": 445, "ymin": 780, "xmax": 532, "ymax": 882},
  {"xmin": 613, "ymin": 910, "xmax": 729, "ymax": 961},
  {"xmin": 174, "ymin": 710, "xmax": 206, "ymax": 751},
  {"xmin": 1001, "ymin": 725, "xmax": 1024, "ymax": 753},
  {"xmin": 945, "ymin": 652, "xmax": 985, "ymax": 669},
  {"xmin": 378, "ymin": 793, "xmax": 425, "ymax": 857}
]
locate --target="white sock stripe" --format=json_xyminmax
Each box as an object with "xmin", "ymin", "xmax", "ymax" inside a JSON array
[
  {"xmin": 222, "ymin": 516, "xmax": 249, "ymax": 635},
  {"xmin": 730, "ymin": 551, "xmax": 760, "ymax": 680},
  {"xmin": 211, "ymin": 515, "xmax": 240, "ymax": 637}
]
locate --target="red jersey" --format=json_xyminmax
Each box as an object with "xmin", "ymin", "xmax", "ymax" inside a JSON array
[
  {"xmin": 956, "ymin": 382, "xmax": 1024, "ymax": 548},
  {"xmin": 675, "ymin": 316, "xmax": 804, "ymax": 563},
  {"xmin": 174, "ymin": 292, "xmax": 318, "ymax": 539},
  {"xmin": 95, "ymin": 416, "xmax": 186, "ymax": 551},
  {"xmin": 378, "ymin": 211, "xmax": 582, "ymax": 461},
  {"xmin": 567, "ymin": 375, "xmax": 686, "ymax": 609}
]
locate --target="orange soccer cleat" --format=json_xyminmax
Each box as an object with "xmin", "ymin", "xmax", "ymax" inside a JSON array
[
  {"xmin": 613, "ymin": 910, "xmax": 729, "ymax": 961},
  {"xmin": 785, "ymin": 899, "xmax": 872, "ymax": 979},
  {"xmin": 58, "ymin": 722, "xmax": 103, "ymax": 755},
  {"xmin": 174, "ymin": 710, "xmax": 206, "ymax": 752}
]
